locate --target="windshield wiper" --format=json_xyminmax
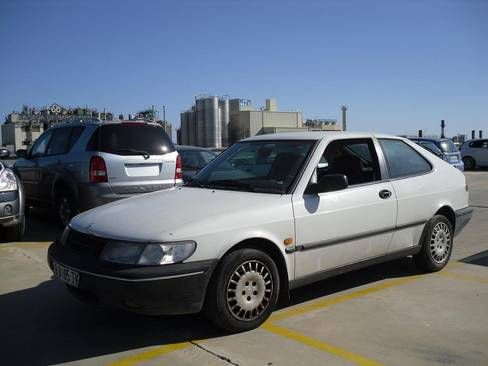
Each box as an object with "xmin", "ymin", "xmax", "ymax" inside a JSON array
[
  {"xmin": 115, "ymin": 149, "xmax": 150, "ymax": 160},
  {"xmin": 207, "ymin": 179, "xmax": 255, "ymax": 192}
]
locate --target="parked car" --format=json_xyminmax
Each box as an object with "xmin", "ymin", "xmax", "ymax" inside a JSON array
[
  {"xmin": 411, "ymin": 140, "xmax": 445, "ymax": 160},
  {"xmin": 460, "ymin": 139, "xmax": 488, "ymax": 170},
  {"xmin": 176, "ymin": 145, "xmax": 218, "ymax": 182},
  {"xmin": 0, "ymin": 161, "xmax": 25, "ymax": 241},
  {"xmin": 48, "ymin": 132, "xmax": 472, "ymax": 332},
  {"xmin": 409, "ymin": 137, "xmax": 463, "ymax": 171},
  {"xmin": 14, "ymin": 118, "xmax": 181, "ymax": 226}
]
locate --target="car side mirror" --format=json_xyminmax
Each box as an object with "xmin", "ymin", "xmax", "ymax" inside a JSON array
[
  {"xmin": 0, "ymin": 149, "xmax": 10, "ymax": 159},
  {"xmin": 306, "ymin": 174, "xmax": 348, "ymax": 195},
  {"xmin": 16, "ymin": 149, "xmax": 28, "ymax": 159}
]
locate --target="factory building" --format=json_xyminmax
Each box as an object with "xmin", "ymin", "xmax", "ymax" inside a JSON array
[
  {"xmin": 303, "ymin": 119, "xmax": 341, "ymax": 131},
  {"xmin": 1, "ymin": 104, "xmax": 114, "ymax": 152}
]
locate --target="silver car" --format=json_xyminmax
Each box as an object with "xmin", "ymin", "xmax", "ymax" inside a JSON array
[
  {"xmin": 461, "ymin": 139, "xmax": 488, "ymax": 170},
  {"xmin": 0, "ymin": 161, "xmax": 25, "ymax": 241},
  {"xmin": 14, "ymin": 119, "xmax": 181, "ymax": 225}
]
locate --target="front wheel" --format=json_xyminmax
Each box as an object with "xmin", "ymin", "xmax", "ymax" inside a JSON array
[
  {"xmin": 204, "ymin": 248, "xmax": 280, "ymax": 332},
  {"xmin": 414, "ymin": 215, "xmax": 453, "ymax": 272}
]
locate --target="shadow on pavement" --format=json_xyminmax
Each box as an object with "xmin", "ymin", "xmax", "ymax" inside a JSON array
[
  {"xmin": 460, "ymin": 249, "xmax": 488, "ymax": 267},
  {"xmin": 1, "ymin": 256, "xmax": 423, "ymax": 365}
]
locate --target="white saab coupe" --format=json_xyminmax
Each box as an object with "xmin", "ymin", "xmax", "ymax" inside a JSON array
[{"xmin": 49, "ymin": 132, "xmax": 472, "ymax": 332}]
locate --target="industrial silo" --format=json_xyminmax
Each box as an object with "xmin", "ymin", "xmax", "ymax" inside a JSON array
[
  {"xmin": 196, "ymin": 98, "xmax": 206, "ymax": 147},
  {"xmin": 204, "ymin": 97, "xmax": 221, "ymax": 148},
  {"xmin": 219, "ymin": 98, "xmax": 230, "ymax": 147},
  {"xmin": 180, "ymin": 112, "xmax": 188, "ymax": 145},
  {"xmin": 187, "ymin": 109, "xmax": 196, "ymax": 146}
]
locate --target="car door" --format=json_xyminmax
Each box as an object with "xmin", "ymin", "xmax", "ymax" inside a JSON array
[
  {"xmin": 292, "ymin": 138, "xmax": 397, "ymax": 280},
  {"xmin": 37, "ymin": 127, "xmax": 73, "ymax": 203},
  {"xmin": 377, "ymin": 139, "xmax": 436, "ymax": 253},
  {"xmin": 480, "ymin": 140, "xmax": 488, "ymax": 165},
  {"xmin": 15, "ymin": 130, "xmax": 53, "ymax": 202}
]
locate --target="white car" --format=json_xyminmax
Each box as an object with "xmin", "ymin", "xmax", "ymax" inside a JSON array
[{"xmin": 48, "ymin": 132, "xmax": 473, "ymax": 332}]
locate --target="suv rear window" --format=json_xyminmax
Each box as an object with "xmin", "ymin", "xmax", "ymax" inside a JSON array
[
  {"xmin": 86, "ymin": 123, "xmax": 175, "ymax": 155},
  {"xmin": 439, "ymin": 139, "xmax": 458, "ymax": 153}
]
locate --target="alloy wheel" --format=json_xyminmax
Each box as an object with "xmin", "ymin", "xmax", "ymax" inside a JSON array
[
  {"xmin": 226, "ymin": 260, "xmax": 273, "ymax": 321},
  {"xmin": 429, "ymin": 222, "xmax": 451, "ymax": 264}
]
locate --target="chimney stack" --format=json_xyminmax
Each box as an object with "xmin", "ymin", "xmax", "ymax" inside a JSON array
[
  {"xmin": 341, "ymin": 106, "xmax": 347, "ymax": 131},
  {"xmin": 441, "ymin": 120, "xmax": 445, "ymax": 138}
]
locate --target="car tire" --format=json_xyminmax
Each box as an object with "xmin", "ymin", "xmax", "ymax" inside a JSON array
[
  {"xmin": 462, "ymin": 156, "xmax": 476, "ymax": 170},
  {"xmin": 204, "ymin": 248, "xmax": 280, "ymax": 332},
  {"xmin": 4, "ymin": 219, "xmax": 25, "ymax": 242},
  {"xmin": 414, "ymin": 215, "xmax": 453, "ymax": 272},
  {"xmin": 55, "ymin": 189, "xmax": 77, "ymax": 227}
]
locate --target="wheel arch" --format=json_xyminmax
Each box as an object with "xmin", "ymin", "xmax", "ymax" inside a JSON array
[
  {"xmin": 217, "ymin": 237, "xmax": 290, "ymax": 300},
  {"xmin": 435, "ymin": 205, "xmax": 456, "ymax": 232},
  {"xmin": 52, "ymin": 176, "xmax": 78, "ymax": 206}
]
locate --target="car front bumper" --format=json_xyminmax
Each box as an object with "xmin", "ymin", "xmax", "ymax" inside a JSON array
[
  {"xmin": 455, "ymin": 207, "xmax": 473, "ymax": 237},
  {"xmin": 0, "ymin": 190, "xmax": 22, "ymax": 228},
  {"xmin": 48, "ymin": 240, "xmax": 218, "ymax": 315}
]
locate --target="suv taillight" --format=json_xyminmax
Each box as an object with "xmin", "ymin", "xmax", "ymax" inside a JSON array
[
  {"xmin": 175, "ymin": 154, "xmax": 182, "ymax": 180},
  {"xmin": 89, "ymin": 156, "xmax": 108, "ymax": 183}
]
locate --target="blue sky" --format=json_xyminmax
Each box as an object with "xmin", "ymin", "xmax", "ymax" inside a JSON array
[{"xmin": 0, "ymin": 0, "xmax": 486, "ymax": 139}]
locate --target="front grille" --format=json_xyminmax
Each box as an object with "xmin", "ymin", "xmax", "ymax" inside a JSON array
[{"xmin": 66, "ymin": 229, "xmax": 107, "ymax": 256}]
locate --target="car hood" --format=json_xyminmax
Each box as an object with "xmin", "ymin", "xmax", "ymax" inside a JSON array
[{"xmin": 70, "ymin": 187, "xmax": 291, "ymax": 242}]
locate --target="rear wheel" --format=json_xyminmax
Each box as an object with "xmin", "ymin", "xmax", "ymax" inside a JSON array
[
  {"xmin": 204, "ymin": 248, "xmax": 280, "ymax": 332},
  {"xmin": 55, "ymin": 190, "xmax": 77, "ymax": 227},
  {"xmin": 462, "ymin": 156, "xmax": 475, "ymax": 170},
  {"xmin": 414, "ymin": 215, "xmax": 453, "ymax": 272}
]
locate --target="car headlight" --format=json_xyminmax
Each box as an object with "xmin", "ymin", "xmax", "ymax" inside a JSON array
[
  {"xmin": 100, "ymin": 240, "xmax": 196, "ymax": 265},
  {"xmin": 0, "ymin": 169, "xmax": 18, "ymax": 192}
]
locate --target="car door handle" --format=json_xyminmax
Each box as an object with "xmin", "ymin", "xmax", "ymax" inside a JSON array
[{"xmin": 379, "ymin": 189, "xmax": 392, "ymax": 199}]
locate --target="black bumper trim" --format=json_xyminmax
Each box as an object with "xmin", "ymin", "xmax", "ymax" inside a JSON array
[{"xmin": 455, "ymin": 207, "xmax": 473, "ymax": 237}]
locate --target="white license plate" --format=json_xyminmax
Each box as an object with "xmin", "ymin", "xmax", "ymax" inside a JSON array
[{"xmin": 53, "ymin": 262, "xmax": 79, "ymax": 287}]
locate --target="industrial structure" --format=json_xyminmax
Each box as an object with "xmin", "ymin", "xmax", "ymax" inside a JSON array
[
  {"xmin": 1, "ymin": 104, "xmax": 114, "ymax": 152},
  {"xmin": 178, "ymin": 96, "xmax": 334, "ymax": 148},
  {"xmin": 133, "ymin": 106, "xmax": 173, "ymax": 139}
]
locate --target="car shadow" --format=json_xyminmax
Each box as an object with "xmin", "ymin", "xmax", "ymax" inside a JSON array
[{"xmin": 1, "ymin": 256, "xmax": 423, "ymax": 365}]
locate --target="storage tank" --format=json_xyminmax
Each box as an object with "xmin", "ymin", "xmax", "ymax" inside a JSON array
[
  {"xmin": 187, "ymin": 109, "xmax": 196, "ymax": 146},
  {"xmin": 196, "ymin": 98, "xmax": 206, "ymax": 147},
  {"xmin": 204, "ymin": 97, "xmax": 221, "ymax": 148},
  {"xmin": 180, "ymin": 112, "xmax": 188, "ymax": 145},
  {"xmin": 219, "ymin": 98, "xmax": 230, "ymax": 147}
]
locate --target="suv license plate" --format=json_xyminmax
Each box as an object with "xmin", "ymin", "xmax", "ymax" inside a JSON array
[{"xmin": 53, "ymin": 262, "xmax": 79, "ymax": 287}]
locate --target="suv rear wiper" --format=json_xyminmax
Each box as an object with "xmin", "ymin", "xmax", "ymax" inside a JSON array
[{"xmin": 115, "ymin": 149, "xmax": 150, "ymax": 160}]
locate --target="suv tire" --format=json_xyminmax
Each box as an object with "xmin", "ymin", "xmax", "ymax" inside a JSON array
[
  {"xmin": 414, "ymin": 215, "xmax": 453, "ymax": 272},
  {"xmin": 55, "ymin": 189, "xmax": 77, "ymax": 227},
  {"xmin": 204, "ymin": 248, "xmax": 280, "ymax": 332}
]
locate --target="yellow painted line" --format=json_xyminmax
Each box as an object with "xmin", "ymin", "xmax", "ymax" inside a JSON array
[
  {"xmin": 263, "ymin": 322, "xmax": 383, "ymax": 366},
  {"xmin": 0, "ymin": 241, "xmax": 52, "ymax": 249},
  {"xmin": 271, "ymin": 275, "xmax": 421, "ymax": 322},
  {"xmin": 105, "ymin": 342, "xmax": 190, "ymax": 366},
  {"xmin": 439, "ymin": 270, "xmax": 488, "ymax": 284}
]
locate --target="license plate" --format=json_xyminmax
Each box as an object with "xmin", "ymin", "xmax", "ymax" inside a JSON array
[
  {"xmin": 450, "ymin": 156, "xmax": 459, "ymax": 163},
  {"xmin": 53, "ymin": 262, "xmax": 79, "ymax": 287}
]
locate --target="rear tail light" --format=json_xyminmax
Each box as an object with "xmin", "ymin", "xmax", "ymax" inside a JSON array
[
  {"xmin": 89, "ymin": 156, "xmax": 108, "ymax": 183},
  {"xmin": 175, "ymin": 154, "xmax": 183, "ymax": 180}
]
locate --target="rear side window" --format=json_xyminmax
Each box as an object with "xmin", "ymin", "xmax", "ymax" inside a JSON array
[
  {"xmin": 86, "ymin": 124, "xmax": 175, "ymax": 155},
  {"xmin": 69, "ymin": 126, "xmax": 85, "ymax": 150},
  {"xmin": 469, "ymin": 140, "xmax": 488, "ymax": 148},
  {"xmin": 46, "ymin": 128, "xmax": 72, "ymax": 155},
  {"xmin": 379, "ymin": 139, "xmax": 432, "ymax": 179}
]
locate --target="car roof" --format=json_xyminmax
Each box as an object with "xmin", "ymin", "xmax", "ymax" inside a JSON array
[{"xmin": 244, "ymin": 131, "xmax": 403, "ymax": 142}]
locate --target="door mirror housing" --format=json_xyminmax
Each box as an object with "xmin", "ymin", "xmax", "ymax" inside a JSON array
[
  {"xmin": 16, "ymin": 149, "xmax": 28, "ymax": 159},
  {"xmin": 0, "ymin": 149, "xmax": 10, "ymax": 159},
  {"xmin": 306, "ymin": 174, "xmax": 348, "ymax": 195}
]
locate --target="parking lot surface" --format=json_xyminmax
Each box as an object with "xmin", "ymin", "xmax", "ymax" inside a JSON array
[{"xmin": 1, "ymin": 172, "xmax": 487, "ymax": 366}]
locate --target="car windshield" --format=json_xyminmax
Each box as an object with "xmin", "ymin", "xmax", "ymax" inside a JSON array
[
  {"xmin": 179, "ymin": 149, "xmax": 217, "ymax": 170},
  {"xmin": 420, "ymin": 142, "xmax": 443, "ymax": 155},
  {"xmin": 439, "ymin": 139, "xmax": 459, "ymax": 153},
  {"xmin": 188, "ymin": 140, "xmax": 316, "ymax": 194}
]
